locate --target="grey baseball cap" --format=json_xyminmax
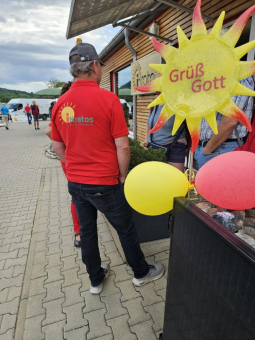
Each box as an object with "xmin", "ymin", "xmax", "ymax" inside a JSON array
[{"xmin": 69, "ymin": 43, "xmax": 105, "ymax": 66}]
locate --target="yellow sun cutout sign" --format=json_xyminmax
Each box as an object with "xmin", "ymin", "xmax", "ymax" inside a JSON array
[{"xmin": 136, "ymin": 0, "xmax": 255, "ymax": 152}]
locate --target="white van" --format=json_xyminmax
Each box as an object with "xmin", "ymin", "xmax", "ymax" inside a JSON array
[{"xmin": 7, "ymin": 98, "xmax": 54, "ymax": 122}]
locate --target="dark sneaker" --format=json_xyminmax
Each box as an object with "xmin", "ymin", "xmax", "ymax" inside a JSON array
[
  {"xmin": 90, "ymin": 264, "xmax": 109, "ymax": 294},
  {"xmin": 5, "ymin": 126, "xmax": 9, "ymax": 130},
  {"xmin": 132, "ymin": 264, "xmax": 164, "ymax": 286}
]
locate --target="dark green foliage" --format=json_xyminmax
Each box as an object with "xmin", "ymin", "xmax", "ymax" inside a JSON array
[
  {"xmin": 129, "ymin": 138, "xmax": 166, "ymax": 172},
  {"xmin": 0, "ymin": 88, "xmax": 33, "ymax": 103}
]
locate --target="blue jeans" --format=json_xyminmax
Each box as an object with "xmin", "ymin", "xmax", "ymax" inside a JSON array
[
  {"xmin": 27, "ymin": 113, "xmax": 32, "ymax": 124},
  {"xmin": 68, "ymin": 181, "xmax": 149, "ymax": 287},
  {"xmin": 194, "ymin": 141, "xmax": 239, "ymax": 169}
]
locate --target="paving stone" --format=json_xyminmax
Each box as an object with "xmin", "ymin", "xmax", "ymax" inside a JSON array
[
  {"xmin": 107, "ymin": 314, "xmax": 137, "ymax": 340},
  {"xmin": 46, "ymin": 241, "xmax": 62, "ymax": 256},
  {"xmin": 46, "ymin": 253, "xmax": 62, "ymax": 268},
  {"xmin": 22, "ymin": 234, "xmax": 32, "ymax": 242},
  {"xmin": 82, "ymin": 291, "xmax": 105, "ymax": 313},
  {"xmin": 13, "ymin": 265, "xmax": 26, "ymax": 277},
  {"xmin": 63, "ymin": 283, "xmax": 84, "ymax": 307},
  {"xmin": 144, "ymin": 302, "xmax": 165, "ymax": 332},
  {"xmin": 4, "ymin": 254, "xmax": 27, "ymax": 270},
  {"xmin": 64, "ymin": 326, "xmax": 89, "ymax": 340},
  {"xmin": 44, "ymin": 280, "xmax": 65, "ymax": 303},
  {"xmin": 29, "ymin": 277, "xmax": 47, "ymax": 297},
  {"xmin": 61, "ymin": 245, "xmax": 76, "ymax": 258},
  {"xmin": 48, "ymin": 232, "xmax": 61, "ymax": 244},
  {"xmin": 77, "ymin": 259, "xmax": 87, "ymax": 275},
  {"xmin": 0, "ymin": 244, "xmax": 11, "ymax": 253},
  {"xmin": 61, "ymin": 254, "xmax": 78, "ymax": 271},
  {"xmin": 31, "ymin": 263, "xmax": 47, "ymax": 279},
  {"xmin": 100, "ymin": 274, "xmax": 120, "ymax": 297},
  {"xmin": 0, "ymin": 250, "xmax": 18, "ymax": 261},
  {"xmin": 0, "ymin": 274, "xmax": 23, "ymax": 291},
  {"xmin": 106, "ymin": 251, "xmax": 123, "ymax": 267},
  {"xmin": 89, "ymin": 335, "xmax": 113, "ymax": 340},
  {"xmin": 85, "ymin": 308, "xmax": 112, "ymax": 340},
  {"xmin": 79, "ymin": 273, "xmax": 91, "ymax": 292},
  {"xmin": 61, "ymin": 235, "xmax": 73, "ymax": 247},
  {"xmin": 97, "ymin": 223, "xmax": 109, "ymax": 233},
  {"xmin": 60, "ymin": 219, "xmax": 72, "ymax": 228},
  {"xmin": 35, "ymin": 240, "xmax": 47, "ymax": 253},
  {"xmin": 42, "ymin": 320, "xmax": 66, "ymax": 340},
  {"xmin": 100, "ymin": 231, "xmax": 113, "ymax": 243},
  {"xmin": 18, "ymin": 248, "xmax": 29, "ymax": 258},
  {"xmin": 0, "ymin": 297, "xmax": 19, "ymax": 315},
  {"xmin": 104, "ymin": 241, "xmax": 117, "ymax": 254},
  {"xmin": 9, "ymin": 240, "xmax": 30, "ymax": 251},
  {"xmin": 155, "ymin": 252, "xmax": 169, "ymax": 262},
  {"xmin": 136, "ymin": 282, "xmax": 163, "ymax": 307},
  {"xmin": 8, "ymin": 286, "xmax": 22, "ymax": 301},
  {"xmin": 157, "ymin": 288, "xmax": 166, "ymax": 300},
  {"xmin": 64, "ymin": 302, "xmax": 87, "ymax": 332},
  {"xmin": 33, "ymin": 251, "xmax": 47, "ymax": 264},
  {"xmin": 102, "ymin": 292, "xmax": 128, "ymax": 320},
  {"xmin": 45, "ymin": 265, "xmax": 64, "ymax": 284},
  {"xmin": 60, "ymin": 226, "xmax": 73, "ymax": 236},
  {"xmin": 111, "ymin": 264, "xmax": 132, "ymax": 283},
  {"xmin": 36, "ymin": 223, "xmax": 49, "ymax": 233},
  {"xmin": 123, "ymin": 297, "xmax": 152, "ymax": 326},
  {"xmin": 0, "ymin": 232, "xmax": 14, "ymax": 242},
  {"xmin": 23, "ymin": 314, "xmax": 45, "ymax": 340},
  {"xmin": 0, "ymin": 329, "xmax": 15, "ymax": 340},
  {"xmin": 62, "ymin": 268, "xmax": 81, "ymax": 287},
  {"xmin": 43, "ymin": 298, "xmax": 66, "ymax": 326},
  {"xmin": 0, "ymin": 289, "xmax": 9, "ymax": 304},
  {"xmin": 0, "ymin": 267, "xmax": 14, "ymax": 279},
  {"xmin": 116, "ymin": 280, "xmax": 141, "ymax": 302},
  {"xmin": 26, "ymin": 293, "xmax": 46, "ymax": 318},
  {"xmin": 130, "ymin": 320, "xmax": 157, "ymax": 340},
  {"xmin": 154, "ymin": 275, "xmax": 167, "ymax": 291},
  {"xmin": 0, "ymin": 260, "xmax": 5, "ymax": 271}
]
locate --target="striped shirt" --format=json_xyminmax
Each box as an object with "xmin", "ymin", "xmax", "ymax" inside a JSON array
[{"xmin": 200, "ymin": 77, "xmax": 254, "ymax": 141}]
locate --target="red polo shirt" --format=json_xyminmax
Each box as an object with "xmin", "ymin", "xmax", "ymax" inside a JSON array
[
  {"xmin": 24, "ymin": 105, "xmax": 31, "ymax": 113},
  {"xmin": 51, "ymin": 80, "xmax": 129, "ymax": 185}
]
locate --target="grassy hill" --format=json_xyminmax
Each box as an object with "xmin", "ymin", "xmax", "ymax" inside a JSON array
[{"xmin": 0, "ymin": 87, "xmax": 33, "ymax": 103}]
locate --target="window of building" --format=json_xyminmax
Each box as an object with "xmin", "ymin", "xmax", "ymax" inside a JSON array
[{"xmin": 113, "ymin": 65, "xmax": 133, "ymax": 132}]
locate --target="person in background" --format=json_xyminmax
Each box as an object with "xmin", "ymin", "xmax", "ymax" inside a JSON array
[
  {"xmin": 24, "ymin": 103, "xmax": 32, "ymax": 125},
  {"xmin": 49, "ymin": 101, "xmax": 56, "ymax": 119},
  {"xmin": 31, "ymin": 101, "xmax": 40, "ymax": 130},
  {"xmin": 51, "ymin": 42, "xmax": 164, "ymax": 294},
  {"xmin": 122, "ymin": 103, "xmax": 130, "ymax": 127},
  {"xmin": 45, "ymin": 81, "xmax": 81, "ymax": 247},
  {"xmin": 194, "ymin": 77, "xmax": 254, "ymax": 169},
  {"xmin": 144, "ymin": 104, "xmax": 187, "ymax": 172},
  {"xmin": 0, "ymin": 104, "xmax": 10, "ymax": 130}
]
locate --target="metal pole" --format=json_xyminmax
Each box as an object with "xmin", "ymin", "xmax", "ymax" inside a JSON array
[
  {"xmin": 118, "ymin": 23, "xmax": 172, "ymax": 43},
  {"xmin": 188, "ymin": 151, "xmax": 194, "ymax": 200}
]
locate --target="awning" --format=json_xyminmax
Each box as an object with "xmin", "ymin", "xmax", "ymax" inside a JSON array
[
  {"xmin": 67, "ymin": 0, "xmax": 160, "ymax": 39},
  {"xmin": 66, "ymin": 0, "xmax": 213, "ymax": 40}
]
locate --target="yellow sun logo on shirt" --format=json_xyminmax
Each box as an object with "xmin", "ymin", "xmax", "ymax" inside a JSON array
[
  {"xmin": 59, "ymin": 103, "xmax": 76, "ymax": 124},
  {"xmin": 136, "ymin": 0, "xmax": 255, "ymax": 152}
]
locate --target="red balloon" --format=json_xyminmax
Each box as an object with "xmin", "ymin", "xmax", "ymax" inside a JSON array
[{"xmin": 195, "ymin": 151, "xmax": 255, "ymax": 210}]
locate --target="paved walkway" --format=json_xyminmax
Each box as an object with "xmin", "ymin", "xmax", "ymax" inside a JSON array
[{"xmin": 0, "ymin": 121, "xmax": 169, "ymax": 340}]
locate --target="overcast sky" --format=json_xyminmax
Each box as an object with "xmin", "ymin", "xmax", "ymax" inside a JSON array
[{"xmin": 0, "ymin": 0, "xmax": 120, "ymax": 93}]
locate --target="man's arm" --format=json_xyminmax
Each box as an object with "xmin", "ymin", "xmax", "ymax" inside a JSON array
[
  {"xmin": 115, "ymin": 136, "xmax": 130, "ymax": 184},
  {"xmin": 203, "ymin": 116, "xmax": 237, "ymax": 154},
  {"xmin": 143, "ymin": 124, "xmax": 150, "ymax": 147},
  {"xmin": 52, "ymin": 141, "xmax": 66, "ymax": 163}
]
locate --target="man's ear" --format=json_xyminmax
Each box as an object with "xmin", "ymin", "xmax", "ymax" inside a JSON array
[{"xmin": 92, "ymin": 61, "xmax": 100, "ymax": 74}]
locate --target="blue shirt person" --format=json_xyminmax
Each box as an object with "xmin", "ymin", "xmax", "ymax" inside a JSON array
[
  {"xmin": 194, "ymin": 77, "xmax": 254, "ymax": 169},
  {"xmin": 0, "ymin": 104, "xmax": 10, "ymax": 130}
]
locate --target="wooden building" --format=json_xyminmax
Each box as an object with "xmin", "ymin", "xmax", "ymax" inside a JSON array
[{"xmin": 67, "ymin": 0, "xmax": 255, "ymax": 141}]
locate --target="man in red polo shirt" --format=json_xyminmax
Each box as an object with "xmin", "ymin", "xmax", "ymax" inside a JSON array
[
  {"xmin": 24, "ymin": 103, "xmax": 32, "ymax": 125},
  {"xmin": 51, "ymin": 42, "xmax": 164, "ymax": 294}
]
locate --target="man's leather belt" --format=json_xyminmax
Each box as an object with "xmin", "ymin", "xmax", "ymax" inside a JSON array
[{"xmin": 198, "ymin": 138, "xmax": 242, "ymax": 147}]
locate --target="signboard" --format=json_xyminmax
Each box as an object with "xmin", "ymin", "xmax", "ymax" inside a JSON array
[{"xmin": 131, "ymin": 52, "xmax": 161, "ymax": 95}]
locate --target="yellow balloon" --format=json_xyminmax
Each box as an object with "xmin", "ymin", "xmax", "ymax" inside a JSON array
[{"xmin": 124, "ymin": 162, "xmax": 189, "ymax": 216}]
